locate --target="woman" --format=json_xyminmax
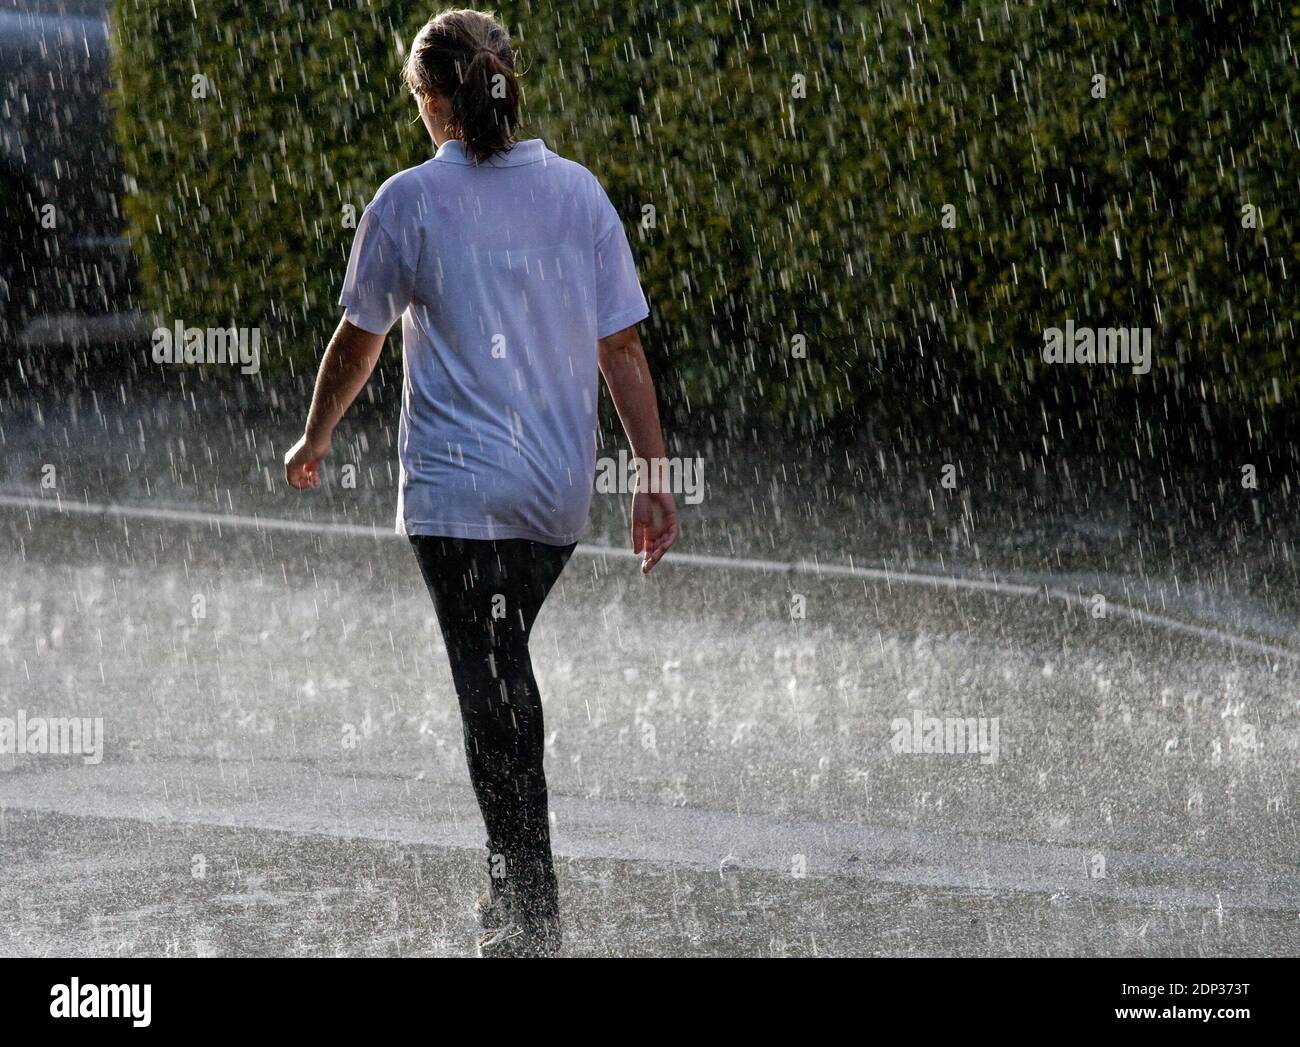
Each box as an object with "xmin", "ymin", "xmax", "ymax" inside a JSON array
[{"xmin": 283, "ymin": 8, "xmax": 678, "ymax": 957}]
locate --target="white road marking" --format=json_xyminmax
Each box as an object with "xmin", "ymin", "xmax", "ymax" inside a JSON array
[
  {"xmin": 2, "ymin": 492, "xmax": 1294, "ymax": 661},
  {"xmin": 1, "ymin": 760, "xmax": 1294, "ymax": 910}
]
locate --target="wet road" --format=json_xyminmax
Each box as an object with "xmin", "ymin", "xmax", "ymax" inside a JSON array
[{"xmin": 1, "ymin": 495, "xmax": 1297, "ymax": 956}]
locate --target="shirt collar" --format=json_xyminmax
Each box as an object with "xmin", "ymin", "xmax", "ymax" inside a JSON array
[{"xmin": 432, "ymin": 138, "xmax": 548, "ymax": 167}]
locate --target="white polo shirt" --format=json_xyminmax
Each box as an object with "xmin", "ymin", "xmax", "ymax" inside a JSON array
[{"xmin": 338, "ymin": 137, "xmax": 650, "ymax": 544}]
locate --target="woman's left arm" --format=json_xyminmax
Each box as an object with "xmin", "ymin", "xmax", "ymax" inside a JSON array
[{"xmin": 283, "ymin": 317, "xmax": 386, "ymax": 490}]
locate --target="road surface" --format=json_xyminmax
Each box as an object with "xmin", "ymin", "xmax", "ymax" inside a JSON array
[{"xmin": 1, "ymin": 495, "xmax": 1296, "ymax": 956}]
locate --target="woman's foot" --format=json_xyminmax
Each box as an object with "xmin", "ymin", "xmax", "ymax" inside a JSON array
[
  {"xmin": 477, "ymin": 918, "xmax": 561, "ymax": 958},
  {"xmin": 473, "ymin": 885, "xmax": 510, "ymax": 929},
  {"xmin": 473, "ymin": 846, "xmax": 562, "ymax": 954}
]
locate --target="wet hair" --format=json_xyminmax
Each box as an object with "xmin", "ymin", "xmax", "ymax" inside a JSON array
[{"xmin": 402, "ymin": 9, "xmax": 521, "ymax": 166}]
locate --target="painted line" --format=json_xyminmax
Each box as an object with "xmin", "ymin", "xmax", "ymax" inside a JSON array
[
  {"xmin": 1, "ymin": 492, "xmax": 1296, "ymax": 662},
  {"xmin": 2, "ymin": 759, "xmax": 1294, "ymax": 911}
]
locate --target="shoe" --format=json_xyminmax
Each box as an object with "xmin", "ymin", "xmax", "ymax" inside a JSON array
[
  {"xmin": 473, "ymin": 885, "xmax": 511, "ymax": 929},
  {"xmin": 476, "ymin": 920, "xmax": 561, "ymax": 958},
  {"xmin": 473, "ymin": 843, "xmax": 562, "ymax": 956}
]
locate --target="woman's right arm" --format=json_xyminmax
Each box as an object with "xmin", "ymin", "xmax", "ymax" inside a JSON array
[{"xmin": 597, "ymin": 323, "xmax": 680, "ymax": 574}]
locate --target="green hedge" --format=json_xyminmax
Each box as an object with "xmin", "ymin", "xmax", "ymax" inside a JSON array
[{"xmin": 111, "ymin": 0, "xmax": 1299, "ymax": 440}]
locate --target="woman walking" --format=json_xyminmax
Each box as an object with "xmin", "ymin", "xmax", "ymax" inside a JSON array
[{"xmin": 283, "ymin": 8, "xmax": 678, "ymax": 957}]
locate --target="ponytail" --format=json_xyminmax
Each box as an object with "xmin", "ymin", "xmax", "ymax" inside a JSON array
[
  {"xmin": 451, "ymin": 46, "xmax": 521, "ymax": 164},
  {"xmin": 403, "ymin": 10, "xmax": 522, "ymax": 166}
]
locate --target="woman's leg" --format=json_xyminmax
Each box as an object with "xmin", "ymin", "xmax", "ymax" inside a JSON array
[{"xmin": 409, "ymin": 535, "xmax": 575, "ymax": 945}]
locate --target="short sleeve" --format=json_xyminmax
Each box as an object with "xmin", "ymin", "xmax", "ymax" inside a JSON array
[
  {"xmin": 338, "ymin": 204, "xmax": 415, "ymax": 335},
  {"xmin": 590, "ymin": 177, "xmax": 650, "ymax": 338}
]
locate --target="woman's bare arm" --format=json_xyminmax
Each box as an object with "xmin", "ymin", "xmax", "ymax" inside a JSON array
[
  {"xmin": 284, "ymin": 317, "xmax": 386, "ymax": 490},
  {"xmin": 597, "ymin": 323, "xmax": 679, "ymax": 573}
]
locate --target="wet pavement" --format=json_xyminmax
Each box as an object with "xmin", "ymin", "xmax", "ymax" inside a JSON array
[
  {"xmin": 1, "ymin": 488, "xmax": 1297, "ymax": 956},
  {"xmin": 3, "ymin": 808, "xmax": 1292, "ymax": 958}
]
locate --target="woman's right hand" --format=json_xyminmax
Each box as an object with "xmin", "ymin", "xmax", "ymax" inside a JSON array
[
  {"xmin": 283, "ymin": 431, "xmax": 331, "ymax": 491},
  {"xmin": 631, "ymin": 488, "xmax": 679, "ymax": 574}
]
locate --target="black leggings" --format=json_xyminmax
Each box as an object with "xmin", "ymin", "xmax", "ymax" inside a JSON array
[{"xmin": 410, "ymin": 535, "xmax": 576, "ymax": 926}]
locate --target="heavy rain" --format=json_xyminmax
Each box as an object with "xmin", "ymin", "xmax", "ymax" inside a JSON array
[{"xmin": 0, "ymin": 0, "xmax": 1296, "ymax": 1000}]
